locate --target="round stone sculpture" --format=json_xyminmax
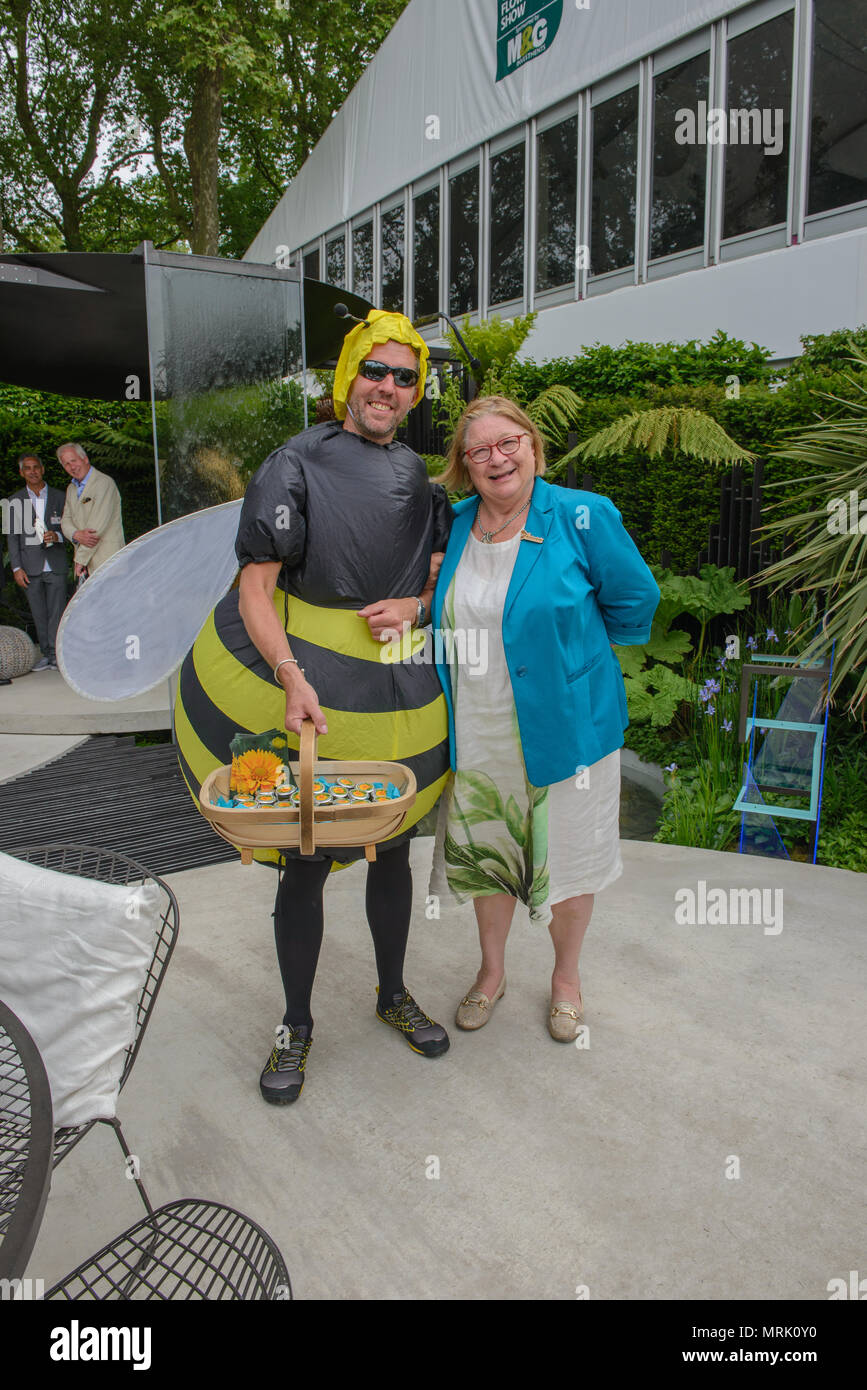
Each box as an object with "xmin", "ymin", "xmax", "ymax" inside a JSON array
[{"xmin": 0, "ymin": 626, "xmax": 38, "ymax": 678}]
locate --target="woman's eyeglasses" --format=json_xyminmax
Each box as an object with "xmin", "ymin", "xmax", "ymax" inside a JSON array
[
  {"xmin": 357, "ymin": 360, "xmax": 420, "ymax": 388},
  {"xmin": 463, "ymin": 432, "xmax": 530, "ymax": 466}
]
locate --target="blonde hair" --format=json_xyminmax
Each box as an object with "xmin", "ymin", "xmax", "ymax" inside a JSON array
[{"xmin": 439, "ymin": 395, "xmax": 546, "ymax": 494}]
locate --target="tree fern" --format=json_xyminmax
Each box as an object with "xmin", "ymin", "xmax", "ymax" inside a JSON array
[{"xmin": 567, "ymin": 407, "xmax": 755, "ymax": 466}]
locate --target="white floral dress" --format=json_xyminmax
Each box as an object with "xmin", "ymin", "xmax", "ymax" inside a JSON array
[{"xmin": 430, "ymin": 529, "xmax": 622, "ymax": 926}]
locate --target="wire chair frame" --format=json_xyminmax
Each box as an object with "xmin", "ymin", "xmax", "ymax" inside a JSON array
[
  {"xmin": 0, "ymin": 1000, "xmax": 53, "ymax": 1279},
  {"xmin": 44, "ymin": 1199, "xmax": 293, "ymax": 1300},
  {"xmin": 1, "ymin": 844, "xmax": 179, "ymax": 1224}
]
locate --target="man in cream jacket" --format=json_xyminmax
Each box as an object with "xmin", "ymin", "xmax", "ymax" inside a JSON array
[{"xmin": 58, "ymin": 443, "xmax": 125, "ymax": 578}]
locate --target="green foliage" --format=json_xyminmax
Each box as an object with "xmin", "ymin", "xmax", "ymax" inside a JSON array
[
  {"xmin": 615, "ymin": 564, "xmax": 750, "ymax": 728},
  {"xmin": 508, "ymin": 331, "xmax": 773, "ymax": 400},
  {"xmin": 785, "ymin": 326, "xmax": 867, "ymax": 378},
  {"xmin": 0, "ymin": 379, "xmax": 309, "ymax": 546},
  {"xmin": 566, "ymin": 406, "xmax": 754, "ymax": 468},
  {"xmin": 443, "ymin": 313, "xmax": 537, "ymax": 379},
  {"xmin": 817, "ymin": 812, "xmax": 867, "ymax": 874},
  {"xmin": 754, "ymin": 346, "xmax": 867, "ymax": 712}
]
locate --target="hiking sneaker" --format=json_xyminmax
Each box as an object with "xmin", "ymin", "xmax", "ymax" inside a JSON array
[
  {"xmin": 376, "ymin": 988, "xmax": 450, "ymax": 1057},
  {"xmin": 259, "ymin": 1024, "xmax": 312, "ymax": 1104}
]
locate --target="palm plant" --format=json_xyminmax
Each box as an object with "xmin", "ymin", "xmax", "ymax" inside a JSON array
[{"xmin": 755, "ymin": 345, "xmax": 867, "ymax": 712}]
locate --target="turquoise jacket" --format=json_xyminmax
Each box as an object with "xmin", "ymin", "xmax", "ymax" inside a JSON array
[{"xmin": 431, "ymin": 477, "xmax": 660, "ymax": 787}]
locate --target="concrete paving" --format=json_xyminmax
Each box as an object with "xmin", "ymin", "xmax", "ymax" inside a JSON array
[
  {"xmin": 0, "ymin": 668, "xmax": 172, "ymax": 734},
  {"xmin": 0, "ymin": 734, "xmax": 87, "ymax": 783},
  {"xmin": 23, "ymin": 835, "xmax": 865, "ymax": 1301}
]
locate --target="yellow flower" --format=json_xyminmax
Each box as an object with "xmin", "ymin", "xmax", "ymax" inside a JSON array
[
  {"xmin": 270, "ymin": 735, "xmax": 287, "ymax": 749},
  {"xmin": 230, "ymin": 749, "xmax": 283, "ymax": 794}
]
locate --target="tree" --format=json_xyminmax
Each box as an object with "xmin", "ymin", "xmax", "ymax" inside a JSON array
[
  {"xmin": 0, "ymin": 0, "xmax": 412, "ymax": 257},
  {"xmin": 0, "ymin": 0, "xmax": 148, "ymax": 250}
]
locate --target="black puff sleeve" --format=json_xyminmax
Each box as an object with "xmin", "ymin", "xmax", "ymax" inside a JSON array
[
  {"xmin": 430, "ymin": 482, "xmax": 454, "ymax": 550},
  {"xmin": 235, "ymin": 447, "xmax": 308, "ymax": 570}
]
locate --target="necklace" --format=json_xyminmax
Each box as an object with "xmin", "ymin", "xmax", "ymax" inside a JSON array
[{"xmin": 475, "ymin": 488, "xmax": 532, "ymax": 543}]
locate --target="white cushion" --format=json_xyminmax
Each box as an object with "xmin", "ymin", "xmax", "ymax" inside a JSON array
[{"xmin": 0, "ymin": 852, "xmax": 162, "ymax": 1127}]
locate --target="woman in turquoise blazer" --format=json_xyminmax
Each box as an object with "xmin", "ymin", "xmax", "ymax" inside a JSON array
[{"xmin": 429, "ymin": 396, "xmax": 659, "ymax": 1041}]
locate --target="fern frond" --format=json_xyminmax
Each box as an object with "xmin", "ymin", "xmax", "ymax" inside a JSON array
[{"xmin": 573, "ymin": 407, "xmax": 754, "ymax": 464}]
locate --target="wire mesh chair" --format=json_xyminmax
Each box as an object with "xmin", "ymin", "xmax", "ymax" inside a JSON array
[
  {"xmin": 0, "ymin": 1000, "xmax": 53, "ymax": 1280},
  {"xmin": 44, "ymin": 1199, "xmax": 292, "ymax": 1300},
  {"xmin": 0, "ymin": 844, "xmax": 179, "ymax": 1230}
]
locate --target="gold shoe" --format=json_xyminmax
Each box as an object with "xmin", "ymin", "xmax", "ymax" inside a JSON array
[
  {"xmin": 548, "ymin": 992, "xmax": 584, "ymax": 1042},
  {"xmin": 455, "ymin": 976, "xmax": 506, "ymax": 1030}
]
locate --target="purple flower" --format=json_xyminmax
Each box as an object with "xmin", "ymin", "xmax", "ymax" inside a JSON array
[
  {"xmin": 716, "ymin": 657, "xmax": 727, "ymax": 670},
  {"xmin": 706, "ymin": 704, "xmax": 716, "ymax": 716},
  {"xmin": 747, "ymin": 636, "xmax": 758, "ymax": 651},
  {"xmin": 664, "ymin": 763, "xmax": 678, "ymax": 773},
  {"xmin": 766, "ymin": 628, "xmax": 778, "ymax": 644},
  {"xmin": 722, "ymin": 719, "xmax": 733, "ymax": 732},
  {"xmin": 727, "ymin": 682, "xmax": 737, "ymax": 694}
]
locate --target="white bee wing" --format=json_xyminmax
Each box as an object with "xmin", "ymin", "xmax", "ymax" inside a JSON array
[{"xmin": 56, "ymin": 499, "xmax": 243, "ymax": 700}]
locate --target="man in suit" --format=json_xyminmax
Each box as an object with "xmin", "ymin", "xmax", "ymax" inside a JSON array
[
  {"xmin": 8, "ymin": 453, "xmax": 69, "ymax": 670},
  {"xmin": 58, "ymin": 442, "xmax": 125, "ymax": 579}
]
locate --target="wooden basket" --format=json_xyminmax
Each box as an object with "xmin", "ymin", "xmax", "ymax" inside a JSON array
[{"xmin": 198, "ymin": 719, "xmax": 417, "ymax": 864}]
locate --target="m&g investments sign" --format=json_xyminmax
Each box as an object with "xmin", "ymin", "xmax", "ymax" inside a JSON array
[{"xmin": 496, "ymin": 0, "xmax": 563, "ymax": 81}]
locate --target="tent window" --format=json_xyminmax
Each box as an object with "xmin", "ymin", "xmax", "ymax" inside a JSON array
[
  {"xmin": 325, "ymin": 235, "xmax": 346, "ymax": 289},
  {"xmin": 489, "ymin": 141, "xmax": 525, "ymax": 305},
  {"xmin": 449, "ymin": 165, "xmax": 479, "ymax": 315},
  {"xmin": 808, "ymin": 0, "xmax": 867, "ymax": 215},
  {"xmin": 650, "ymin": 53, "xmax": 710, "ymax": 259},
  {"xmin": 536, "ymin": 116, "xmax": 578, "ymax": 292},
  {"xmin": 724, "ymin": 12, "xmax": 794, "ymax": 239},
  {"xmin": 352, "ymin": 222, "xmax": 374, "ymax": 301},
  {"xmin": 413, "ymin": 187, "xmax": 440, "ymax": 319},
  {"xmin": 590, "ymin": 87, "xmax": 638, "ymax": 276},
  {"xmin": 381, "ymin": 205, "xmax": 405, "ymax": 312}
]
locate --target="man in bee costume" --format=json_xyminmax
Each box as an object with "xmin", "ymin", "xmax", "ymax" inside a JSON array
[{"xmin": 175, "ymin": 310, "xmax": 453, "ymax": 1102}]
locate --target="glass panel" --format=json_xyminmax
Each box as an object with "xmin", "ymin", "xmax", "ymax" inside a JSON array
[
  {"xmin": 536, "ymin": 116, "xmax": 578, "ymax": 292},
  {"xmin": 489, "ymin": 141, "xmax": 525, "ymax": 304},
  {"xmin": 449, "ymin": 164, "xmax": 479, "ymax": 315},
  {"xmin": 303, "ymin": 247, "xmax": 320, "ymax": 281},
  {"xmin": 144, "ymin": 256, "xmax": 304, "ymax": 523},
  {"xmin": 808, "ymin": 0, "xmax": 867, "ymax": 215},
  {"xmin": 352, "ymin": 222, "xmax": 374, "ymax": 302},
  {"xmin": 325, "ymin": 235, "xmax": 345, "ymax": 288},
  {"xmin": 650, "ymin": 54, "xmax": 710, "ymax": 259},
  {"xmin": 591, "ymin": 88, "xmax": 639, "ymax": 275},
  {"xmin": 724, "ymin": 13, "xmax": 793, "ymax": 239},
  {"xmin": 380, "ymin": 205, "xmax": 405, "ymax": 312},
  {"xmin": 413, "ymin": 186, "xmax": 440, "ymax": 318}
]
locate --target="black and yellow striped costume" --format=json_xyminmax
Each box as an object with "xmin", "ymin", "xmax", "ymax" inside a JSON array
[{"xmin": 175, "ymin": 422, "xmax": 452, "ymax": 865}]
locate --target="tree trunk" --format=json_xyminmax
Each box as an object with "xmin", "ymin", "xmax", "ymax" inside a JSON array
[{"xmin": 184, "ymin": 65, "xmax": 223, "ymax": 256}]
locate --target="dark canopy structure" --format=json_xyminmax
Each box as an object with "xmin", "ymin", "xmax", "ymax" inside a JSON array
[
  {"xmin": 0, "ymin": 242, "xmax": 372, "ymax": 522},
  {"xmin": 0, "ymin": 242, "xmax": 371, "ymax": 400}
]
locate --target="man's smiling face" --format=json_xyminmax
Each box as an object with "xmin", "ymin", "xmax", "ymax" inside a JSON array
[
  {"xmin": 58, "ymin": 447, "xmax": 89, "ymax": 482},
  {"xmin": 342, "ymin": 340, "xmax": 419, "ymax": 444},
  {"xmin": 20, "ymin": 456, "xmax": 45, "ymax": 491}
]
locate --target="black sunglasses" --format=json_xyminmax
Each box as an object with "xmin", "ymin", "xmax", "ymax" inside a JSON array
[{"xmin": 357, "ymin": 359, "xmax": 420, "ymax": 388}]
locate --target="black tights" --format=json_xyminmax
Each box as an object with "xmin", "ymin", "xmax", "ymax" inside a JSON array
[{"xmin": 273, "ymin": 841, "xmax": 413, "ymax": 1031}]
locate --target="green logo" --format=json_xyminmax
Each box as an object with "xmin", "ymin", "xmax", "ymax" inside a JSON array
[{"xmin": 496, "ymin": 0, "xmax": 563, "ymax": 82}]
